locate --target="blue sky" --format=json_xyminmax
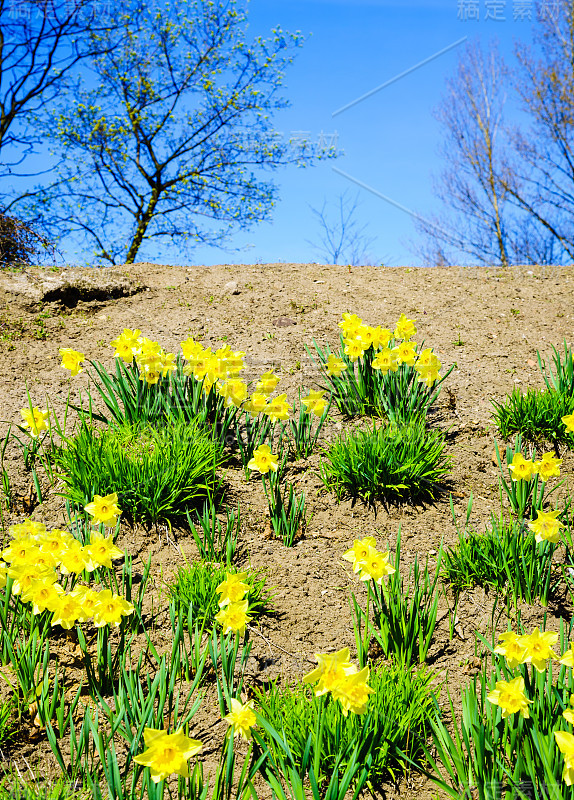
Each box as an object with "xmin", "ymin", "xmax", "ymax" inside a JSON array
[{"xmin": 195, "ymin": 0, "xmax": 537, "ymax": 267}]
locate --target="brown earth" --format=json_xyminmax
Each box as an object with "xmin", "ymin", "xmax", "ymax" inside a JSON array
[{"xmin": 0, "ymin": 261, "xmax": 572, "ymax": 799}]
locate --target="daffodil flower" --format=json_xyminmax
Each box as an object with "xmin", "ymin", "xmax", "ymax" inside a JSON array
[
  {"xmin": 224, "ymin": 698, "xmax": 257, "ymax": 741},
  {"xmin": 133, "ymin": 727, "xmax": 203, "ymax": 783}
]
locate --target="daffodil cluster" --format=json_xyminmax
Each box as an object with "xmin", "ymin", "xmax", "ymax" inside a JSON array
[
  {"xmin": 508, "ymin": 451, "xmax": 562, "ymax": 483},
  {"xmin": 342, "ymin": 536, "xmax": 395, "ymax": 584},
  {"xmin": 303, "ymin": 647, "xmax": 374, "ymax": 716},
  {"xmin": 491, "ymin": 628, "xmax": 574, "ymax": 785},
  {"xmin": 214, "ymin": 571, "xmax": 251, "ymax": 636},
  {"xmin": 1, "ymin": 518, "xmax": 134, "ymax": 630},
  {"xmin": 332, "ymin": 312, "xmax": 442, "ymax": 387}
]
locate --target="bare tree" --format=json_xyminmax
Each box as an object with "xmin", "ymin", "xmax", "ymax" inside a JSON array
[
  {"xmin": 499, "ymin": 0, "xmax": 574, "ymax": 262},
  {"xmin": 308, "ymin": 191, "xmax": 377, "ymax": 265},
  {"xmin": 0, "ymin": 0, "xmax": 122, "ymax": 212},
  {"xmin": 416, "ymin": 3, "xmax": 574, "ymax": 267},
  {"xmin": 414, "ymin": 41, "xmax": 515, "ymax": 267}
]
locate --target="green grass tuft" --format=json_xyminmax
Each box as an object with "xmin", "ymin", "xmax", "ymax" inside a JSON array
[
  {"xmin": 491, "ymin": 386, "xmax": 574, "ymax": 446},
  {"xmin": 52, "ymin": 417, "xmax": 224, "ymax": 524},
  {"xmin": 320, "ymin": 420, "xmax": 451, "ymax": 504},
  {"xmin": 255, "ymin": 661, "xmax": 437, "ymax": 788},
  {"xmin": 168, "ymin": 560, "xmax": 272, "ymax": 627}
]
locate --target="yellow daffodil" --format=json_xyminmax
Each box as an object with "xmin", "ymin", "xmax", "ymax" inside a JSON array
[
  {"xmin": 416, "ymin": 347, "xmax": 439, "ymax": 367},
  {"xmin": 244, "ymin": 392, "xmax": 269, "ymax": 415},
  {"xmin": 562, "ymin": 414, "xmax": 574, "ymax": 434},
  {"xmin": 9, "ymin": 519, "xmax": 46, "ymax": 538},
  {"xmin": 158, "ymin": 352, "xmax": 177, "ymax": 377},
  {"xmin": 50, "ymin": 593, "xmax": 83, "ymax": 630},
  {"xmin": 354, "ymin": 325, "xmax": 374, "ymax": 349},
  {"xmin": 59, "ymin": 348, "xmax": 85, "ymax": 376},
  {"xmin": 534, "ymin": 452, "xmax": 562, "ymax": 481},
  {"xmin": 206, "ymin": 357, "xmax": 227, "ymax": 384},
  {"xmin": 519, "ymin": 627, "xmax": 558, "ymax": 671},
  {"xmin": 21, "ymin": 579, "xmax": 64, "ymax": 615},
  {"xmin": 343, "ymin": 338, "xmax": 366, "ymax": 362},
  {"xmin": 342, "ymin": 537, "xmax": 377, "ymax": 572},
  {"xmin": 560, "ymin": 642, "xmax": 574, "ymax": 667},
  {"xmin": 325, "ymin": 354, "xmax": 347, "ymax": 377},
  {"xmin": 188, "ymin": 348, "xmax": 212, "ymax": 381},
  {"xmin": 133, "ymin": 727, "xmax": 203, "ymax": 783},
  {"xmin": 301, "ymin": 390, "xmax": 327, "ymax": 417},
  {"xmin": 20, "ymin": 407, "xmax": 49, "ymax": 438},
  {"xmin": 136, "ymin": 337, "xmax": 161, "ymax": 361},
  {"xmin": 218, "ymin": 379, "xmax": 248, "ymax": 408},
  {"xmin": 34, "ymin": 549, "xmax": 59, "ymax": 572},
  {"xmin": 508, "ymin": 453, "xmax": 536, "ymax": 482},
  {"xmin": 59, "ymin": 540, "xmax": 95, "ymax": 575},
  {"xmin": 139, "ymin": 366, "xmax": 161, "ymax": 385},
  {"xmin": 528, "ymin": 509, "xmax": 564, "ymax": 544},
  {"xmin": 225, "ymin": 351, "xmax": 246, "ymax": 377},
  {"xmin": 224, "ymin": 698, "xmax": 257, "ymax": 741},
  {"xmin": 110, "ymin": 329, "xmax": 141, "ymax": 361},
  {"xmin": 247, "ymin": 444, "xmax": 278, "ymax": 474},
  {"xmin": 180, "ymin": 337, "xmax": 203, "ymax": 361},
  {"xmin": 394, "ymin": 313, "xmax": 417, "ymax": 340},
  {"xmin": 2, "ymin": 539, "xmax": 41, "ymax": 565},
  {"xmin": 70, "ymin": 585, "xmax": 101, "ymax": 622},
  {"xmin": 262, "ymin": 394, "xmax": 291, "ymax": 422},
  {"xmin": 93, "ymin": 589, "xmax": 135, "ymax": 628},
  {"xmin": 84, "ymin": 531, "xmax": 124, "ymax": 569},
  {"xmin": 416, "ymin": 364, "xmax": 440, "ymax": 387},
  {"xmin": 338, "ymin": 313, "xmax": 363, "ymax": 338},
  {"xmin": 555, "ymin": 730, "xmax": 574, "ymax": 785},
  {"xmin": 564, "ymin": 709, "xmax": 574, "ymax": 725},
  {"xmin": 369, "ymin": 326, "xmax": 392, "ymax": 350},
  {"xmin": 84, "ymin": 493, "xmax": 122, "ymax": 527},
  {"xmin": 36, "ymin": 529, "xmax": 72, "ymax": 563},
  {"xmin": 216, "ymin": 572, "xmax": 249, "ymax": 607},
  {"xmin": 256, "ymin": 371, "xmax": 280, "ymax": 395},
  {"xmin": 487, "ymin": 676, "xmax": 531, "ymax": 718},
  {"xmin": 494, "ymin": 631, "xmax": 527, "ymax": 669},
  {"xmin": 395, "ymin": 340, "xmax": 417, "ymax": 366},
  {"xmin": 303, "ymin": 648, "xmax": 357, "ymax": 696},
  {"xmin": 357, "ymin": 547, "xmax": 395, "ymax": 584},
  {"xmin": 7, "ymin": 563, "xmax": 54, "ymax": 595},
  {"xmin": 371, "ymin": 348, "xmax": 398, "ymax": 374},
  {"xmin": 214, "ymin": 599, "xmax": 251, "ymax": 636},
  {"xmin": 330, "ymin": 666, "xmax": 374, "ymax": 716}
]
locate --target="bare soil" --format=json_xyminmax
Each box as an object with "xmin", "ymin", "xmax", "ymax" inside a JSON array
[{"xmin": 0, "ymin": 261, "xmax": 572, "ymax": 799}]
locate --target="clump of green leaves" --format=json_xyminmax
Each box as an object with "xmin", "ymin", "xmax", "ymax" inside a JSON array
[
  {"xmin": 263, "ymin": 473, "xmax": 306, "ymax": 547},
  {"xmin": 538, "ymin": 339, "xmax": 574, "ymax": 397},
  {"xmin": 491, "ymin": 386, "xmax": 574, "ymax": 446},
  {"xmin": 442, "ymin": 501, "xmax": 561, "ymax": 607},
  {"xmin": 168, "ymin": 561, "xmax": 271, "ymax": 628},
  {"xmin": 320, "ymin": 420, "xmax": 451, "ymax": 504},
  {"xmin": 52, "ymin": 418, "xmax": 223, "ymax": 524},
  {"xmin": 353, "ymin": 529, "xmax": 441, "ymax": 666},
  {"xmin": 255, "ymin": 661, "xmax": 436, "ymax": 790},
  {"xmin": 186, "ymin": 502, "xmax": 241, "ymax": 565},
  {"xmin": 427, "ymin": 619, "xmax": 574, "ymax": 800}
]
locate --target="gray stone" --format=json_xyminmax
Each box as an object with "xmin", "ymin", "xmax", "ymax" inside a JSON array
[{"xmin": 223, "ymin": 280, "xmax": 240, "ymax": 295}]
